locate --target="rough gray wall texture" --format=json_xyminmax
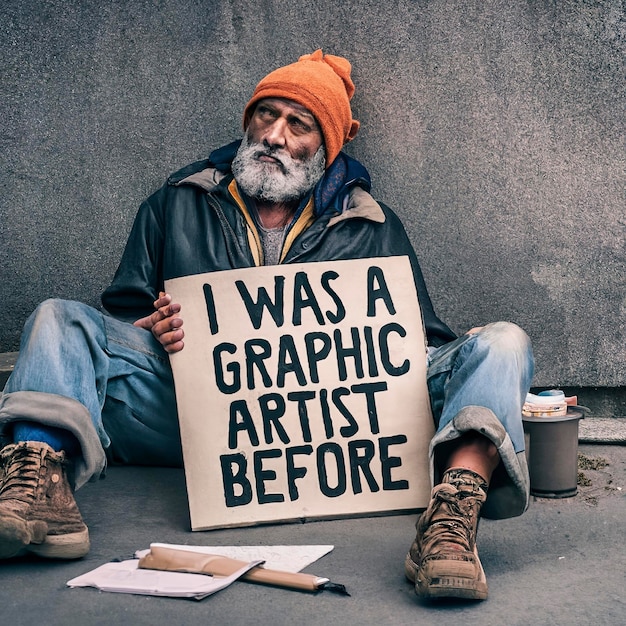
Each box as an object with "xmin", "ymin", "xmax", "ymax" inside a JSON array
[{"xmin": 1, "ymin": 0, "xmax": 624, "ymax": 389}]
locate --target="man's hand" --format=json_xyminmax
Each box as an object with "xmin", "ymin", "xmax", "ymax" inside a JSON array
[{"xmin": 133, "ymin": 292, "xmax": 184, "ymax": 353}]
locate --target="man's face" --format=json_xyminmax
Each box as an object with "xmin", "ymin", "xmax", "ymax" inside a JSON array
[
  {"xmin": 232, "ymin": 98, "xmax": 326, "ymax": 203},
  {"xmin": 247, "ymin": 98, "xmax": 323, "ymax": 162}
]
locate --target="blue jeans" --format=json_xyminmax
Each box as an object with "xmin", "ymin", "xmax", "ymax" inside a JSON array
[
  {"xmin": 426, "ymin": 322, "xmax": 534, "ymax": 518},
  {"xmin": 428, "ymin": 322, "xmax": 534, "ymax": 454},
  {"xmin": 0, "ymin": 300, "xmax": 533, "ymax": 516},
  {"xmin": 0, "ymin": 299, "xmax": 181, "ymax": 486}
]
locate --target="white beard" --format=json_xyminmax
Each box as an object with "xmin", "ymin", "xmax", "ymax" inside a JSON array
[{"xmin": 231, "ymin": 134, "xmax": 326, "ymax": 203}]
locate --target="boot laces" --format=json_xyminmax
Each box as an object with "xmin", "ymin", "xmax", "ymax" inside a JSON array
[
  {"xmin": 0, "ymin": 445, "xmax": 47, "ymax": 504},
  {"xmin": 421, "ymin": 483, "xmax": 482, "ymax": 552}
]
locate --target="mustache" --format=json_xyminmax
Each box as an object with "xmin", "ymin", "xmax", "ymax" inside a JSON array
[{"xmin": 250, "ymin": 143, "xmax": 288, "ymax": 171}]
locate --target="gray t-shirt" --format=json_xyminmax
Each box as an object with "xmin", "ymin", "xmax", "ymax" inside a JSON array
[{"xmin": 259, "ymin": 224, "xmax": 288, "ymax": 266}]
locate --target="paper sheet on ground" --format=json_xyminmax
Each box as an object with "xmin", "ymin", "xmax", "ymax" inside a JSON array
[
  {"xmin": 134, "ymin": 543, "xmax": 334, "ymax": 572},
  {"xmin": 66, "ymin": 557, "xmax": 262, "ymax": 599},
  {"xmin": 67, "ymin": 544, "xmax": 334, "ymax": 599}
]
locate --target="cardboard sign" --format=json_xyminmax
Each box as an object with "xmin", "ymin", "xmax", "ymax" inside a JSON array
[{"xmin": 165, "ymin": 256, "xmax": 434, "ymax": 530}]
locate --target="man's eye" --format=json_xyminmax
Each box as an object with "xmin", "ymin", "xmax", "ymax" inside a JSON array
[
  {"xmin": 257, "ymin": 107, "xmax": 275, "ymax": 119},
  {"xmin": 290, "ymin": 118, "xmax": 310, "ymax": 132}
]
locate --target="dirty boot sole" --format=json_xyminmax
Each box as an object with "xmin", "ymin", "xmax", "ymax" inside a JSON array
[
  {"xmin": 0, "ymin": 510, "xmax": 89, "ymax": 560},
  {"xmin": 404, "ymin": 547, "xmax": 488, "ymax": 601},
  {"xmin": 0, "ymin": 510, "xmax": 47, "ymax": 559},
  {"xmin": 28, "ymin": 528, "xmax": 90, "ymax": 559}
]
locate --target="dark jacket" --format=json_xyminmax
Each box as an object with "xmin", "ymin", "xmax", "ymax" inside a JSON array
[{"xmin": 101, "ymin": 143, "xmax": 456, "ymax": 347}]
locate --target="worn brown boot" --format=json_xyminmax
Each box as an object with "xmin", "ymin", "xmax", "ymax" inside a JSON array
[
  {"xmin": 405, "ymin": 468, "xmax": 488, "ymax": 600},
  {"xmin": 0, "ymin": 441, "xmax": 90, "ymax": 559}
]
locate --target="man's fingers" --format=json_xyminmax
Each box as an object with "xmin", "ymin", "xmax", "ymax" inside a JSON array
[
  {"xmin": 134, "ymin": 294, "xmax": 183, "ymax": 352},
  {"xmin": 154, "ymin": 292, "xmax": 171, "ymax": 309},
  {"xmin": 154, "ymin": 292, "xmax": 181, "ymax": 315},
  {"xmin": 163, "ymin": 337, "xmax": 185, "ymax": 354},
  {"xmin": 152, "ymin": 315, "xmax": 182, "ymax": 338},
  {"xmin": 158, "ymin": 327, "xmax": 185, "ymax": 353},
  {"xmin": 154, "ymin": 301, "xmax": 181, "ymax": 321},
  {"xmin": 148, "ymin": 302, "xmax": 181, "ymax": 333}
]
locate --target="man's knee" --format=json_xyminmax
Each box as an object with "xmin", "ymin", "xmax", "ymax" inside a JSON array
[
  {"xmin": 475, "ymin": 321, "xmax": 531, "ymax": 357},
  {"xmin": 33, "ymin": 298, "xmax": 89, "ymax": 318},
  {"xmin": 31, "ymin": 298, "xmax": 66, "ymax": 319},
  {"xmin": 28, "ymin": 299, "xmax": 96, "ymax": 333}
]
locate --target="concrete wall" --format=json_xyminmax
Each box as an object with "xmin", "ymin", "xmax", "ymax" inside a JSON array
[{"xmin": 2, "ymin": 0, "xmax": 624, "ymax": 392}]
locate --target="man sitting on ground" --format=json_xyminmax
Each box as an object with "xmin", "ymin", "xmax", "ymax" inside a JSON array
[{"xmin": 0, "ymin": 50, "xmax": 533, "ymax": 601}]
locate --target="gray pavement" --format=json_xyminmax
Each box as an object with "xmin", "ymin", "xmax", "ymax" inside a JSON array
[{"xmin": 1, "ymin": 441, "xmax": 624, "ymax": 626}]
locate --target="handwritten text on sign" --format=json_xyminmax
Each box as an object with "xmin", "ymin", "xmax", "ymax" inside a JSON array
[{"xmin": 166, "ymin": 257, "xmax": 433, "ymax": 530}]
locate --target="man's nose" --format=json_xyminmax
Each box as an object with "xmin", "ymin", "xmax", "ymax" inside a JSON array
[{"xmin": 263, "ymin": 118, "xmax": 287, "ymax": 149}]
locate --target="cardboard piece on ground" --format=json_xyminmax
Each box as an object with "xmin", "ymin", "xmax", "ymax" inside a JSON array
[{"xmin": 165, "ymin": 256, "xmax": 434, "ymax": 530}]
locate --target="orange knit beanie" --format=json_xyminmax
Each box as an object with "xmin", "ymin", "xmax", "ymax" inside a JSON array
[{"xmin": 243, "ymin": 50, "xmax": 360, "ymax": 167}]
